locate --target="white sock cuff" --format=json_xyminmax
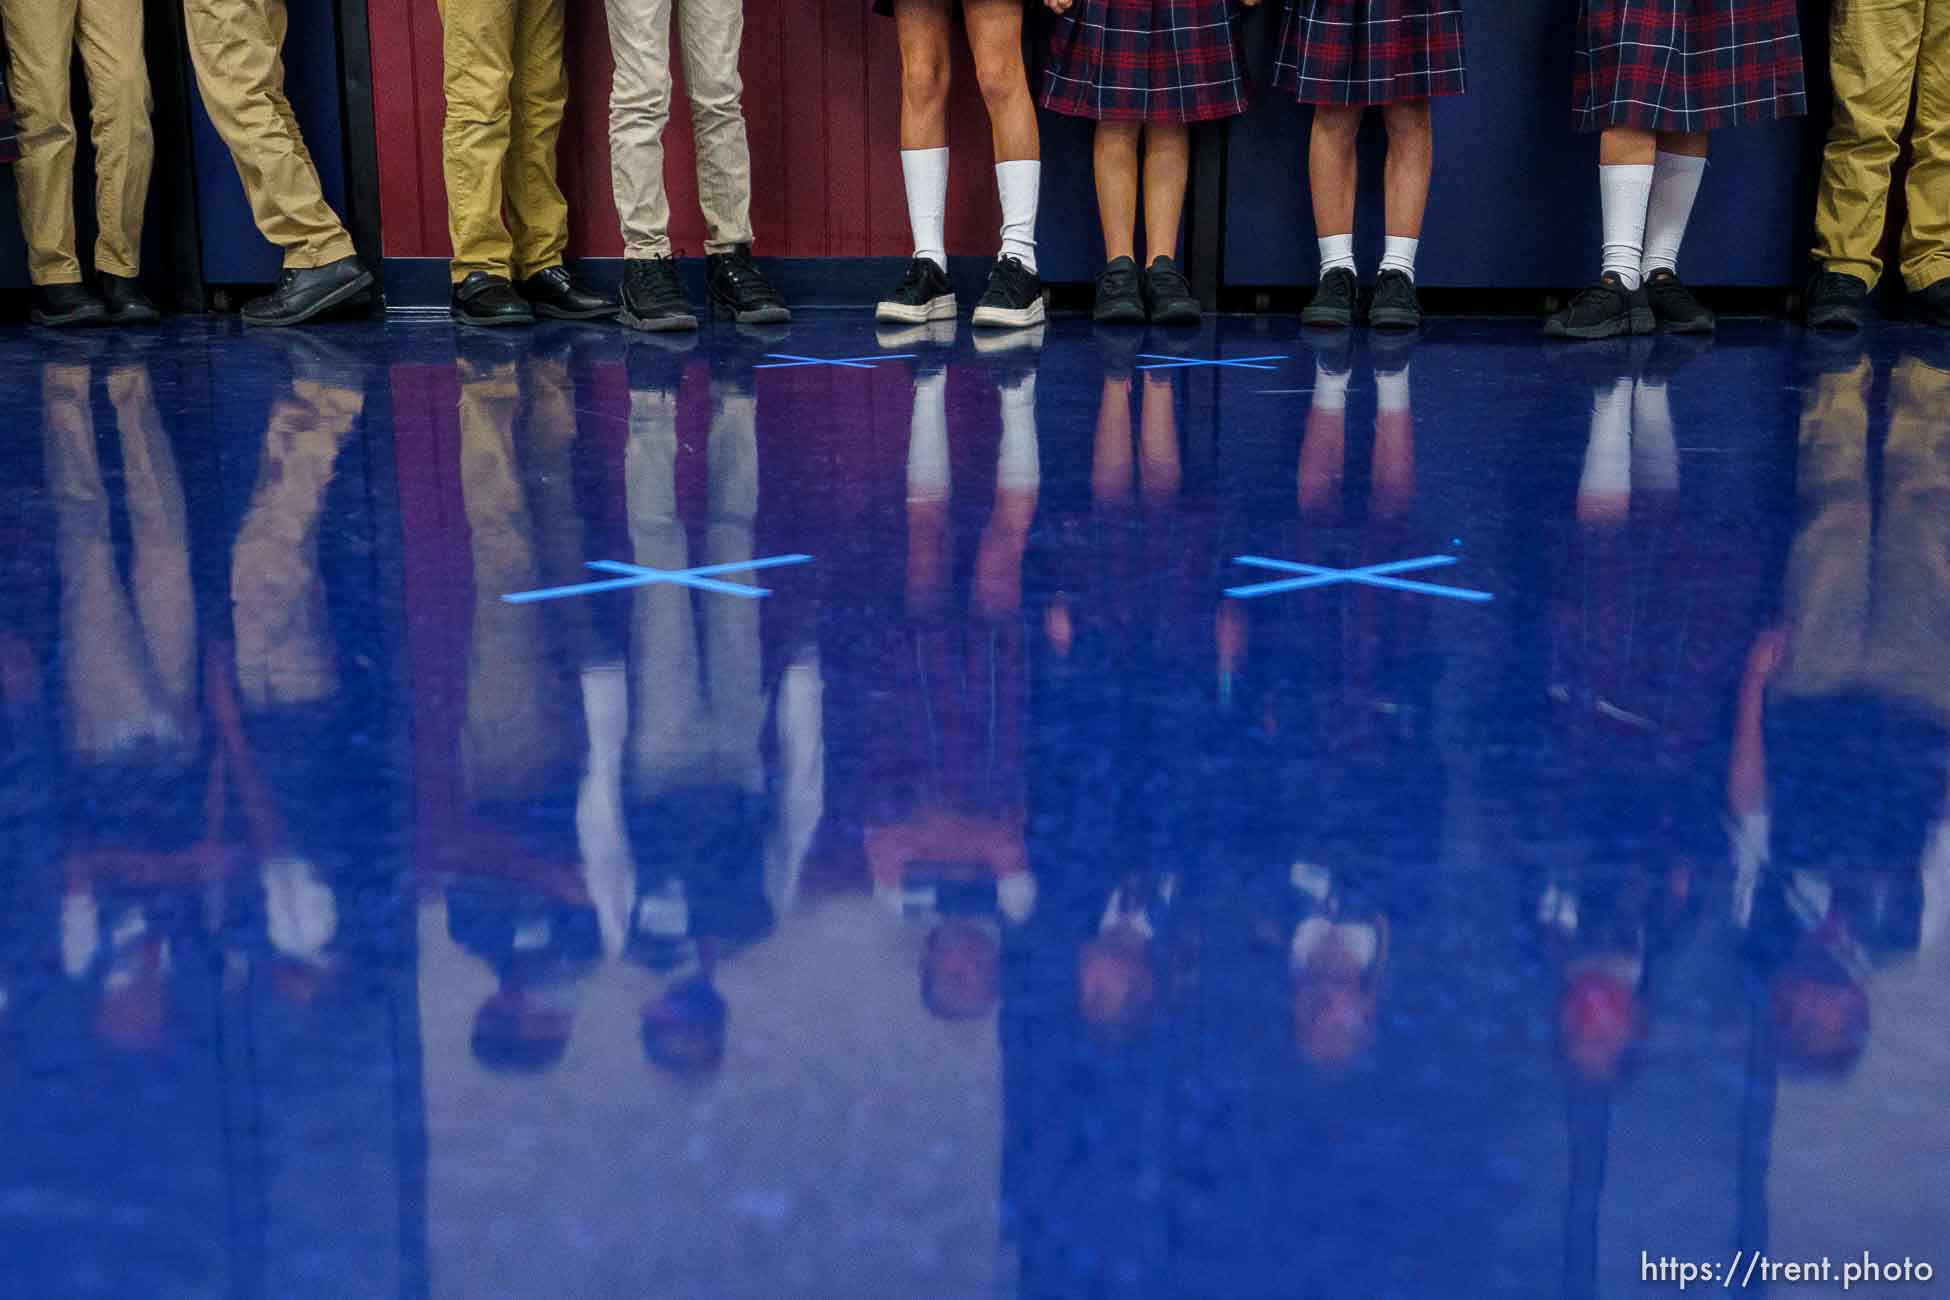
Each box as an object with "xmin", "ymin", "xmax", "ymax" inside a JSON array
[
  {"xmin": 1378, "ymin": 236, "xmax": 1419, "ymax": 280},
  {"xmin": 1312, "ymin": 366, "xmax": 1350, "ymax": 412},
  {"xmin": 1318, "ymin": 233, "xmax": 1356, "ymax": 275},
  {"xmin": 995, "ymin": 160, "xmax": 1040, "ymax": 274},
  {"xmin": 1653, "ymin": 150, "xmax": 1709, "ymax": 174},
  {"xmin": 901, "ymin": 148, "xmax": 950, "ymax": 271},
  {"xmin": 1376, "ymin": 370, "xmax": 1410, "ymax": 412}
]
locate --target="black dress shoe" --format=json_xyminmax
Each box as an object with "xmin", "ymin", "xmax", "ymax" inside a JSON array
[
  {"xmin": 30, "ymin": 282, "xmax": 109, "ymax": 328},
  {"xmin": 451, "ymin": 272, "xmax": 535, "ymax": 327},
  {"xmin": 1909, "ymin": 276, "xmax": 1950, "ymax": 328},
  {"xmin": 706, "ymin": 244, "xmax": 791, "ymax": 323},
  {"xmin": 242, "ymin": 255, "xmax": 375, "ymax": 327},
  {"xmin": 98, "ymin": 274, "xmax": 161, "ymax": 325},
  {"xmin": 518, "ymin": 265, "xmax": 616, "ymax": 320}
]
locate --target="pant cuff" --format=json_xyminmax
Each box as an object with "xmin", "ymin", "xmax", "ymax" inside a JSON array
[
  {"xmin": 1815, "ymin": 255, "xmax": 1881, "ymax": 287},
  {"xmin": 284, "ymin": 235, "xmax": 361, "ymax": 271},
  {"xmin": 624, "ymin": 238, "xmax": 674, "ymax": 260}
]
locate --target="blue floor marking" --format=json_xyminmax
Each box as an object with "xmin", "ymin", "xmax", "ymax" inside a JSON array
[
  {"xmin": 503, "ymin": 555, "xmax": 814, "ymax": 604},
  {"xmin": 753, "ymin": 353, "xmax": 916, "ymax": 371},
  {"xmin": 1225, "ymin": 554, "xmax": 1494, "ymax": 602},
  {"xmin": 1135, "ymin": 354, "xmax": 1289, "ymax": 372}
]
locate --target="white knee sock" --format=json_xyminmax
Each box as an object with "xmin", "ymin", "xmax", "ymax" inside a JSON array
[
  {"xmin": 907, "ymin": 371, "xmax": 950, "ymax": 501},
  {"xmin": 1640, "ymin": 151, "xmax": 1707, "ymax": 279},
  {"xmin": 1312, "ymin": 364, "xmax": 1350, "ymax": 412},
  {"xmin": 1318, "ymin": 233, "xmax": 1356, "ymax": 276},
  {"xmin": 1378, "ymin": 236, "xmax": 1419, "ymax": 281},
  {"xmin": 901, "ymin": 148, "xmax": 950, "ymax": 272},
  {"xmin": 996, "ymin": 161, "xmax": 1040, "ymax": 273},
  {"xmin": 1630, "ymin": 380, "xmax": 1679, "ymax": 492},
  {"xmin": 1600, "ymin": 164, "xmax": 1655, "ymax": 289},
  {"xmin": 997, "ymin": 376, "xmax": 1040, "ymax": 491},
  {"xmin": 1579, "ymin": 377, "xmax": 1635, "ymax": 501}
]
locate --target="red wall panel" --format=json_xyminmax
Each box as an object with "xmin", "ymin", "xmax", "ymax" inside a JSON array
[{"xmin": 369, "ymin": 1, "xmax": 1005, "ymax": 261}]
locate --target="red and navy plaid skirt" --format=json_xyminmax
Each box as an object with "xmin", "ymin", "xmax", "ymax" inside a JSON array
[
  {"xmin": 1573, "ymin": 0, "xmax": 1805, "ymax": 133},
  {"xmin": 1274, "ymin": 0, "xmax": 1467, "ymax": 106},
  {"xmin": 1038, "ymin": 0, "xmax": 1251, "ymax": 122}
]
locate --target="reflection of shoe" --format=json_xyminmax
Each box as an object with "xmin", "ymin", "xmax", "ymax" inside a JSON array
[
  {"xmin": 876, "ymin": 257, "xmax": 956, "ymax": 324},
  {"xmin": 1909, "ymin": 276, "xmax": 1950, "ymax": 328},
  {"xmin": 99, "ymin": 274, "xmax": 162, "ymax": 326},
  {"xmin": 1368, "ymin": 269, "xmax": 1423, "ymax": 330},
  {"xmin": 258, "ymin": 327, "xmax": 370, "ymax": 389},
  {"xmin": 518, "ymin": 265, "xmax": 617, "ymax": 320},
  {"xmin": 1639, "ymin": 332, "xmax": 1713, "ymax": 386},
  {"xmin": 30, "ymin": 282, "xmax": 110, "ymax": 328},
  {"xmin": 1898, "ymin": 329, "xmax": 1950, "ymax": 376},
  {"xmin": 620, "ymin": 257, "xmax": 699, "ymax": 332},
  {"xmin": 242, "ymin": 255, "xmax": 375, "ymax": 327},
  {"xmin": 1644, "ymin": 270, "xmax": 1714, "ymax": 333},
  {"xmin": 1301, "ymin": 266, "xmax": 1357, "ymax": 328},
  {"xmin": 731, "ymin": 320, "xmax": 792, "ymax": 350},
  {"xmin": 1805, "ymin": 269, "xmax": 1870, "ymax": 331},
  {"xmin": 875, "ymin": 317, "xmax": 956, "ymax": 353},
  {"xmin": 451, "ymin": 272, "xmax": 536, "ymax": 327},
  {"xmin": 1092, "ymin": 256, "xmax": 1146, "ymax": 325},
  {"xmin": 1544, "ymin": 274, "xmax": 1653, "ymax": 339},
  {"xmin": 1797, "ymin": 328, "xmax": 1866, "ymax": 381},
  {"xmin": 1093, "ymin": 325, "xmax": 1146, "ymax": 378},
  {"xmin": 1366, "ymin": 326, "xmax": 1422, "ymax": 375},
  {"xmin": 707, "ymin": 243, "xmax": 792, "ymax": 324},
  {"xmin": 971, "ymin": 255, "xmax": 1045, "ymax": 329},
  {"xmin": 973, "ymin": 322, "xmax": 1044, "ymax": 359},
  {"xmin": 625, "ymin": 336, "xmax": 691, "ymax": 395},
  {"xmin": 1144, "ymin": 255, "xmax": 1201, "ymax": 326},
  {"xmin": 1543, "ymin": 335, "xmax": 1646, "ymax": 390},
  {"xmin": 1300, "ymin": 325, "xmax": 1354, "ymax": 377}
]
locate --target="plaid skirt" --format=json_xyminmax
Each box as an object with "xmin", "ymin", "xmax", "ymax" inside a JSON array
[
  {"xmin": 1274, "ymin": 0, "xmax": 1467, "ymax": 106},
  {"xmin": 1038, "ymin": 0, "xmax": 1251, "ymax": 122},
  {"xmin": 1573, "ymin": 0, "xmax": 1805, "ymax": 133}
]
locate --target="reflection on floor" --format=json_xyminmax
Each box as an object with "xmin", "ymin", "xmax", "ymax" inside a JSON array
[{"xmin": 0, "ymin": 315, "xmax": 1945, "ymax": 1300}]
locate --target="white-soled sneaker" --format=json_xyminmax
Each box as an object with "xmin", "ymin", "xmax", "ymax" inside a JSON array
[
  {"xmin": 876, "ymin": 257, "xmax": 957, "ymax": 323},
  {"xmin": 971, "ymin": 255, "xmax": 1045, "ymax": 329}
]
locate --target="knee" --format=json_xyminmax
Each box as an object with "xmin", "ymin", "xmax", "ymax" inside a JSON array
[
  {"xmin": 901, "ymin": 52, "xmax": 950, "ymax": 112},
  {"xmin": 1383, "ymin": 99, "xmax": 1430, "ymax": 140},
  {"xmin": 973, "ymin": 51, "xmax": 1027, "ymax": 111},
  {"xmin": 687, "ymin": 72, "xmax": 745, "ymax": 123},
  {"xmin": 92, "ymin": 74, "xmax": 154, "ymax": 133},
  {"xmin": 1312, "ymin": 106, "xmax": 1362, "ymax": 140}
]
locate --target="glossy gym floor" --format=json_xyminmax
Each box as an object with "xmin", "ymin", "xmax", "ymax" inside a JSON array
[{"xmin": 0, "ymin": 312, "xmax": 1944, "ymax": 1300}]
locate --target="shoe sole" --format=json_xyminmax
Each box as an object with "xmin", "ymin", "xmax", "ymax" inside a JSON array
[
  {"xmin": 1659, "ymin": 314, "xmax": 1715, "ymax": 335},
  {"xmin": 876, "ymin": 293, "xmax": 957, "ymax": 324},
  {"xmin": 533, "ymin": 302, "xmax": 618, "ymax": 321},
  {"xmin": 244, "ymin": 268, "xmax": 376, "ymax": 327},
  {"xmin": 1092, "ymin": 302, "xmax": 1147, "ymax": 326},
  {"xmin": 619, "ymin": 307, "xmax": 700, "ymax": 333},
  {"xmin": 1148, "ymin": 304, "xmax": 1202, "ymax": 326},
  {"xmin": 104, "ymin": 307, "xmax": 163, "ymax": 326},
  {"xmin": 971, "ymin": 298, "xmax": 1046, "ymax": 329},
  {"xmin": 1368, "ymin": 308, "xmax": 1422, "ymax": 330},
  {"xmin": 710, "ymin": 294, "xmax": 791, "ymax": 324},
  {"xmin": 1300, "ymin": 307, "xmax": 1353, "ymax": 328},
  {"xmin": 451, "ymin": 311, "xmax": 535, "ymax": 328},
  {"xmin": 30, "ymin": 309, "xmax": 108, "ymax": 328},
  {"xmin": 1807, "ymin": 310, "xmax": 1864, "ymax": 331},
  {"xmin": 1542, "ymin": 306, "xmax": 1654, "ymax": 340}
]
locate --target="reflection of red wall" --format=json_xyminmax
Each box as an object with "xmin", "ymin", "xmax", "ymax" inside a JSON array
[{"xmin": 368, "ymin": 3, "xmax": 1006, "ymax": 260}]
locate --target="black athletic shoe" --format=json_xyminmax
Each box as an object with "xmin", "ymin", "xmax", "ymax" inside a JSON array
[
  {"xmin": 876, "ymin": 257, "xmax": 956, "ymax": 324},
  {"xmin": 1543, "ymin": 274, "xmax": 1653, "ymax": 339},
  {"xmin": 1644, "ymin": 269, "xmax": 1714, "ymax": 333},
  {"xmin": 30, "ymin": 282, "xmax": 109, "ymax": 328},
  {"xmin": 707, "ymin": 244, "xmax": 791, "ymax": 323},
  {"xmin": 1093, "ymin": 256, "xmax": 1146, "ymax": 325},
  {"xmin": 518, "ymin": 265, "xmax": 615, "ymax": 320},
  {"xmin": 1145, "ymin": 256, "xmax": 1201, "ymax": 325},
  {"xmin": 1908, "ymin": 276, "xmax": 1950, "ymax": 328},
  {"xmin": 620, "ymin": 257, "xmax": 699, "ymax": 332},
  {"xmin": 451, "ymin": 272, "xmax": 535, "ymax": 327},
  {"xmin": 971, "ymin": 255, "xmax": 1044, "ymax": 329},
  {"xmin": 242, "ymin": 255, "xmax": 375, "ymax": 327},
  {"xmin": 1301, "ymin": 266, "xmax": 1358, "ymax": 328},
  {"xmin": 1805, "ymin": 269, "xmax": 1870, "ymax": 331},
  {"xmin": 98, "ymin": 274, "xmax": 161, "ymax": 326},
  {"xmin": 1368, "ymin": 269, "xmax": 1422, "ymax": 330}
]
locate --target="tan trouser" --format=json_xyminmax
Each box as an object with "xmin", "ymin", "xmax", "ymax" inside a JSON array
[
  {"xmin": 1812, "ymin": 0, "xmax": 1950, "ymax": 291},
  {"xmin": 1, "ymin": 0, "xmax": 153, "ymax": 284},
  {"xmin": 605, "ymin": 0, "xmax": 754, "ymax": 258},
  {"xmin": 436, "ymin": 0, "xmax": 571, "ymax": 282},
  {"xmin": 182, "ymin": 0, "xmax": 357, "ymax": 269}
]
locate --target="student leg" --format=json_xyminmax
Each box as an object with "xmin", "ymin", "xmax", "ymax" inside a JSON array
[
  {"xmin": 1142, "ymin": 122, "xmax": 1188, "ymax": 265},
  {"xmin": 677, "ymin": 0, "xmax": 757, "ymax": 255},
  {"xmin": 2, "ymin": 0, "xmax": 85, "ymax": 286},
  {"xmin": 1379, "ymin": 99, "xmax": 1430, "ymax": 278},
  {"xmin": 436, "ymin": 0, "xmax": 518, "ymax": 283},
  {"xmin": 895, "ymin": 0, "xmax": 952, "ymax": 268},
  {"xmin": 504, "ymin": 0, "xmax": 571, "ymax": 281},
  {"xmin": 1309, "ymin": 105, "xmax": 1360, "ymax": 272},
  {"xmin": 1812, "ymin": 0, "xmax": 1924, "ymax": 291},
  {"xmin": 965, "ymin": 0, "xmax": 1039, "ymax": 269},
  {"xmin": 76, "ymin": 0, "xmax": 155, "ymax": 283},
  {"xmin": 1898, "ymin": 0, "xmax": 1950, "ymax": 298},
  {"xmin": 1596, "ymin": 126, "xmax": 1656, "ymax": 288},
  {"xmin": 1095, "ymin": 121, "xmax": 1140, "ymax": 264}
]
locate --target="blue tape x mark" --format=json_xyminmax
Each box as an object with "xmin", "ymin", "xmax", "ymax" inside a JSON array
[
  {"xmin": 754, "ymin": 353, "xmax": 916, "ymax": 370},
  {"xmin": 503, "ymin": 555, "xmax": 814, "ymax": 604},
  {"xmin": 1225, "ymin": 555, "xmax": 1493, "ymax": 602},
  {"xmin": 1136, "ymin": 354, "xmax": 1289, "ymax": 372}
]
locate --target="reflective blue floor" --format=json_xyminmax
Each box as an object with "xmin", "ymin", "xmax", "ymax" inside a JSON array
[{"xmin": 1, "ymin": 313, "xmax": 1946, "ymax": 1300}]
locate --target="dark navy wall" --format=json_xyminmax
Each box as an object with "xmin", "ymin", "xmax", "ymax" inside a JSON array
[{"xmin": 1222, "ymin": 2, "xmax": 1812, "ymax": 288}]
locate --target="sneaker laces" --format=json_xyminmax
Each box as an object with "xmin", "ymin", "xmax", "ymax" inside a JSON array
[{"xmin": 1151, "ymin": 264, "xmax": 1191, "ymax": 296}]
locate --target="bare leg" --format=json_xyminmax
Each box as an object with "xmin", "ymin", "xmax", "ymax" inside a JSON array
[
  {"xmin": 1142, "ymin": 122, "xmax": 1190, "ymax": 264},
  {"xmin": 1655, "ymin": 130, "xmax": 1709, "ymax": 159},
  {"xmin": 1309, "ymin": 106, "xmax": 1362, "ymax": 237},
  {"xmin": 895, "ymin": 0, "xmax": 951, "ymax": 150},
  {"xmin": 1381, "ymin": 100, "xmax": 1432, "ymax": 239},
  {"xmin": 1598, "ymin": 126, "xmax": 1657, "ymax": 166},
  {"xmin": 1095, "ymin": 121, "xmax": 1141, "ymax": 263},
  {"xmin": 964, "ymin": 0, "xmax": 1038, "ymax": 162}
]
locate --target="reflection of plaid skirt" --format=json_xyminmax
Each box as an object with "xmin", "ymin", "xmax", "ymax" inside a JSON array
[
  {"xmin": 1572, "ymin": 0, "xmax": 1805, "ymax": 133},
  {"xmin": 1274, "ymin": 0, "xmax": 1467, "ymax": 106},
  {"xmin": 1038, "ymin": 0, "xmax": 1251, "ymax": 122}
]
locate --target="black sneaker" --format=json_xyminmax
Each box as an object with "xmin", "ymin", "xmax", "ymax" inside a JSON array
[
  {"xmin": 1093, "ymin": 256, "xmax": 1145, "ymax": 325},
  {"xmin": 707, "ymin": 243, "xmax": 791, "ymax": 323},
  {"xmin": 451, "ymin": 272, "xmax": 535, "ymax": 327},
  {"xmin": 1145, "ymin": 256, "xmax": 1201, "ymax": 326},
  {"xmin": 518, "ymin": 265, "xmax": 616, "ymax": 320},
  {"xmin": 1909, "ymin": 276, "xmax": 1950, "ymax": 328},
  {"xmin": 1368, "ymin": 269, "xmax": 1422, "ymax": 330},
  {"xmin": 876, "ymin": 257, "xmax": 956, "ymax": 324},
  {"xmin": 620, "ymin": 257, "xmax": 699, "ymax": 332},
  {"xmin": 98, "ymin": 274, "xmax": 161, "ymax": 326},
  {"xmin": 30, "ymin": 282, "xmax": 109, "ymax": 328},
  {"xmin": 1543, "ymin": 274, "xmax": 1653, "ymax": 339},
  {"xmin": 1805, "ymin": 269, "xmax": 1870, "ymax": 331},
  {"xmin": 1301, "ymin": 266, "xmax": 1358, "ymax": 328},
  {"xmin": 1644, "ymin": 269, "xmax": 1714, "ymax": 333},
  {"xmin": 241, "ymin": 255, "xmax": 375, "ymax": 327},
  {"xmin": 971, "ymin": 255, "xmax": 1044, "ymax": 329}
]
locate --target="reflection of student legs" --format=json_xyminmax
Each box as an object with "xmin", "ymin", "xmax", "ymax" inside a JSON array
[
  {"xmin": 875, "ymin": 0, "xmax": 1044, "ymax": 329},
  {"xmin": 1864, "ymin": 351, "xmax": 1950, "ymax": 711},
  {"xmin": 1, "ymin": 0, "xmax": 159, "ymax": 326}
]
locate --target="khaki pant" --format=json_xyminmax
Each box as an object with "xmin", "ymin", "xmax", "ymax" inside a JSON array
[
  {"xmin": 436, "ymin": 0, "xmax": 571, "ymax": 282},
  {"xmin": 182, "ymin": 0, "xmax": 356, "ymax": 269},
  {"xmin": 1, "ymin": 0, "xmax": 154, "ymax": 284},
  {"xmin": 605, "ymin": 0, "xmax": 754, "ymax": 258},
  {"xmin": 1812, "ymin": 0, "xmax": 1950, "ymax": 292}
]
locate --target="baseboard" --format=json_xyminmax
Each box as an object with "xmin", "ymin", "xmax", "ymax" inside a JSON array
[{"xmin": 380, "ymin": 255, "xmax": 1004, "ymax": 311}]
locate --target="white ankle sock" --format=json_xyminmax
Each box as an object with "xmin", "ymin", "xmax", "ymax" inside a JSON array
[
  {"xmin": 1318, "ymin": 234, "xmax": 1356, "ymax": 276},
  {"xmin": 1600, "ymin": 163, "xmax": 1655, "ymax": 289},
  {"xmin": 996, "ymin": 160, "xmax": 1040, "ymax": 274},
  {"xmin": 1378, "ymin": 236, "xmax": 1419, "ymax": 281},
  {"xmin": 1312, "ymin": 364, "xmax": 1350, "ymax": 412},
  {"xmin": 901, "ymin": 148, "xmax": 949, "ymax": 271},
  {"xmin": 1640, "ymin": 151, "xmax": 1707, "ymax": 279}
]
